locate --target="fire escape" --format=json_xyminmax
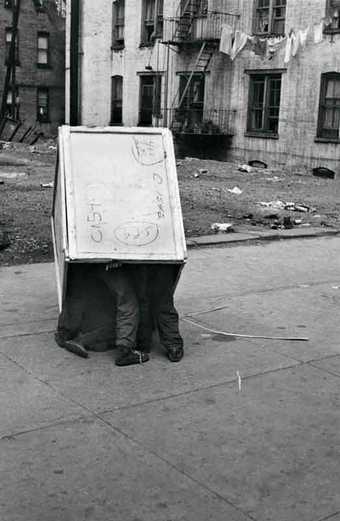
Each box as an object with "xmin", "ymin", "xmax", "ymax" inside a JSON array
[
  {"xmin": 162, "ymin": 0, "xmax": 239, "ymax": 136},
  {"xmin": 0, "ymin": 0, "xmax": 52, "ymax": 143}
]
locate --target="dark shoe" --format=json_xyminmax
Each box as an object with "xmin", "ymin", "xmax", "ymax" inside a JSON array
[
  {"xmin": 55, "ymin": 333, "xmax": 89, "ymax": 359},
  {"xmin": 167, "ymin": 345, "xmax": 184, "ymax": 362},
  {"xmin": 115, "ymin": 350, "xmax": 149, "ymax": 367}
]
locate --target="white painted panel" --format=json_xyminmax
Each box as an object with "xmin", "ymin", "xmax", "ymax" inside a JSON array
[{"xmin": 60, "ymin": 126, "xmax": 187, "ymax": 262}]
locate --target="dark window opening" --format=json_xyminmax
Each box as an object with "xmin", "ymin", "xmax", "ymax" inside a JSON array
[
  {"xmin": 5, "ymin": 87, "xmax": 19, "ymax": 119},
  {"xmin": 112, "ymin": 0, "xmax": 125, "ymax": 49},
  {"xmin": 5, "ymin": 27, "xmax": 19, "ymax": 65},
  {"xmin": 325, "ymin": 0, "xmax": 340, "ymax": 32},
  {"xmin": 37, "ymin": 32, "xmax": 49, "ymax": 67},
  {"xmin": 254, "ymin": 0, "xmax": 286, "ymax": 35},
  {"xmin": 32, "ymin": 0, "xmax": 47, "ymax": 11},
  {"xmin": 4, "ymin": 0, "xmax": 17, "ymax": 8},
  {"xmin": 317, "ymin": 73, "xmax": 340, "ymax": 140},
  {"xmin": 37, "ymin": 88, "xmax": 49, "ymax": 122},
  {"xmin": 247, "ymin": 73, "xmax": 282, "ymax": 135},
  {"xmin": 176, "ymin": 73, "xmax": 205, "ymax": 132},
  {"xmin": 138, "ymin": 74, "xmax": 162, "ymax": 125},
  {"xmin": 141, "ymin": 0, "xmax": 163, "ymax": 46},
  {"xmin": 111, "ymin": 75, "xmax": 123, "ymax": 125}
]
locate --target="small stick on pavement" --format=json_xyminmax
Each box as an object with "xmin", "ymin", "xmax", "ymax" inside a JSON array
[
  {"xmin": 182, "ymin": 317, "xmax": 309, "ymax": 342},
  {"xmin": 236, "ymin": 371, "xmax": 242, "ymax": 392}
]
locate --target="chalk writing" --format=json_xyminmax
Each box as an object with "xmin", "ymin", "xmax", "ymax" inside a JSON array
[
  {"xmin": 132, "ymin": 136, "xmax": 165, "ymax": 166},
  {"xmin": 86, "ymin": 184, "xmax": 107, "ymax": 244},
  {"xmin": 115, "ymin": 222, "xmax": 159, "ymax": 247}
]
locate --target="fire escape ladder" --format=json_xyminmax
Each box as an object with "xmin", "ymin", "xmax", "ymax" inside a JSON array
[
  {"xmin": 0, "ymin": 0, "xmax": 22, "ymax": 121},
  {"xmin": 173, "ymin": 0, "xmax": 200, "ymax": 41}
]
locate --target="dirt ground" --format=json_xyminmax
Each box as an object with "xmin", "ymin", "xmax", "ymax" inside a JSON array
[{"xmin": 1, "ymin": 140, "xmax": 339, "ymax": 266}]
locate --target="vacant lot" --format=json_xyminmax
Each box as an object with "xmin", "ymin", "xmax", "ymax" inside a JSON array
[{"xmin": 1, "ymin": 141, "xmax": 339, "ymax": 266}]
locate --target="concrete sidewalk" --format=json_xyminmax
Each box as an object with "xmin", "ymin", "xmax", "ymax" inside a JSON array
[{"xmin": 1, "ymin": 236, "xmax": 340, "ymax": 521}]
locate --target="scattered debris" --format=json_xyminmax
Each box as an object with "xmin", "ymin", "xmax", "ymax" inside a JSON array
[
  {"xmin": 0, "ymin": 172, "xmax": 27, "ymax": 179},
  {"xmin": 211, "ymin": 222, "xmax": 234, "ymax": 233},
  {"xmin": 198, "ymin": 168, "xmax": 208, "ymax": 174},
  {"xmin": 258, "ymin": 200, "xmax": 316, "ymax": 213},
  {"xmin": 1, "ymin": 142, "xmax": 12, "ymax": 150},
  {"xmin": 227, "ymin": 186, "xmax": 243, "ymax": 195},
  {"xmin": 248, "ymin": 159, "xmax": 267, "ymax": 169},
  {"xmin": 312, "ymin": 166, "xmax": 336, "ymax": 179},
  {"xmin": 40, "ymin": 182, "xmax": 54, "ymax": 189},
  {"xmin": 238, "ymin": 164, "xmax": 252, "ymax": 173},
  {"xmin": 266, "ymin": 176, "xmax": 283, "ymax": 182},
  {"xmin": 48, "ymin": 145, "xmax": 57, "ymax": 151},
  {"xmin": 258, "ymin": 200, "xmax": 286, "ymax": 210},
  {"xmin": 194, "ymin": 173, "xmax": 200, "ymax": 178}
]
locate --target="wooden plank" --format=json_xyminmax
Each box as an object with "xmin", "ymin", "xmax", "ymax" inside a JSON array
[{"xmin": 60, "ymin": 126, "xmax": 187, "ymax": 262}]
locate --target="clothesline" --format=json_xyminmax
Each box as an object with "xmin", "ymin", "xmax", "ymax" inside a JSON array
[{"xmin": 219, "ymin": 18, "xmax": 331, "ymax": 62}]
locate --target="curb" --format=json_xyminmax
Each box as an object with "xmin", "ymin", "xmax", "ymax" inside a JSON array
[{"xmin": 186, "ymin": 227, "xmax": 340, "ymax": 249}]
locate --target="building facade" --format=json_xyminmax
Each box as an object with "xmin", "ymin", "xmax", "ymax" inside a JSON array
[
  {"xmin": 67, "ymin": 0, "xmax": 340, "ymax": 169},
  {"xmin": 0, "ymin": 0, "xmax": 65, "ymax": 138}
]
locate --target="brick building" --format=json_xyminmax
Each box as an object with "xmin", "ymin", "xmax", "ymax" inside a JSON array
[
  {"xmin": 66, "ymin": 0, "xmax": 340, "ymax": 169},
  {"xmin": 0, "ymin": 0, "xmax": 65, "ymax": 138}
]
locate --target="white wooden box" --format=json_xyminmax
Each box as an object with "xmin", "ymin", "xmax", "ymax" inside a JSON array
[{"xmin": 51, "ymin": 126, "xmax": 187, "ymax": 310}]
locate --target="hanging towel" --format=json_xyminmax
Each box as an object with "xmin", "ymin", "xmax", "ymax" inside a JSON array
[
  {"xmin": 298, "ymin": 27, "xmax": 309, "ymax": 48},
  {"xmin": 291, "ymin": 31, "xmax": 300, "ymax": 57},
  {"xmin": 230, "ymin": 30, "xmax": 249, "ymax": 60},
  {"xmin": 267, "ymin": 35, "xmax": 286, "ymax": 59},
  {"xmin": 313, "ymin": 21, "xmax": 323, "ymax": 43},
  {"xmin": 219, "ymin": 24, "xmax": 233, "ymax": 56},
  {"xmin": 284, "ymin": 33, "xmax": 293, "ymax": 63}
]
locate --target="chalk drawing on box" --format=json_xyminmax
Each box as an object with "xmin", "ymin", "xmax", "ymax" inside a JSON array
[
  {"xmin": 131, "ymin": 136, "xmax": 166, "ymax": 166},
  {"xmin": 114, "ymin": 222, "xmax": 159, "ymax": 247}
]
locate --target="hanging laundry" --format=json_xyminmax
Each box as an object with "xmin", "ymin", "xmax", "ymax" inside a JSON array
[
  {"xmin": 219, "ymin": 24, "xmax": 233, "ymax": 56},
  {"xmin": 313, "ymin": 21, "xmax": 324, "ymax": 43},
  {"xmin": 230, "ymin": 30, "xmax": 249, "ymax": 60},
  {"xmin": 298, "ymin": 27, "xmax": 309, "ymax": 48},
  {"xmin": 251, "ymin": 36, "xmax": 267, "ymax": 57},
  {"xmin": 267, "ymin": 36, "xmax": 286, "ymax": 59},
  {"xmin": 284, "ymin": 33, "xmax": 293, "ymax": 63},
  {"xmin": 291, "ymin": 31, "xmax": 300, "ymax": 57}
]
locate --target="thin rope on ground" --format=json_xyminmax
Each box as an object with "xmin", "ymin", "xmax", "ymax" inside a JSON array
[{"xmin": 182, "ymin": 317, "xmax": 309, "ymax": 342}]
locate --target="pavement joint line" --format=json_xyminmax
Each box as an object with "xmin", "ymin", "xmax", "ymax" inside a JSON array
[
  {"xmin": 307, "ymin": 362, "xmax": 340, "ymax": 380},
  {"xmin": 0, "ymin": 316, "xmax": 55, "ymax": 327},
  {"xmin": 183, "ymin": 279, "xmax": 340, "ymax": 318},
  {"xmin": 0, "ymin": 329, "xmax": 55, "ymax": 340}
]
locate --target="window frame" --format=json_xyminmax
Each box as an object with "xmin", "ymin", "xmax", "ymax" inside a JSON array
[
  {"xmin": 253, "ymin": 0, "xmax": 286, "ymax": 36},
  {"xmin": 246, "ymin": 70, "xmax": 283, "ymax": 138},
  {"xmin": 324, "ymin": 0, "xmax": 340, "ymax": 33},
  {"xmin": 140, "ymin": 0, "xmax": 163, "ymax": 47},
  {"xmin": 138, "ymin": 73, "xmax": 162, "ymax": 125},
  {"xmin": 5, "ymin": 27, "xmax": 19, "ymax": 65},
  {"xmin": 316, "ymin": 72, "xmax": 340, "ymax": 142},
  {"xmin": 5, "ymin": 86, "xmax": 19, "ymax": 119},
  {"xmin": 37, "ymin": 87, "xmax": 50, "ymax": 123},
  {"xmin": 37, "ymin": 31, "xmax": 50, "ymax": 68},
  {"xmin": 112, "ymin": 0, "xmax": 125, "ymax": 50},
  {"xmin": 110, "ymin": 75, "xmax": 123, "ymax": 125}
]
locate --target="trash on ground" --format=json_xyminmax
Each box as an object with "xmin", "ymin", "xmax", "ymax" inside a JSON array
[
  {"xmin": 294, "ymin": 219, "xmax": 302, "ymax": 225},
  {"xmin": 258, "ymin": 200, "xmax": 286, "ymax": 210},
  {"xmin": 194, "ymin": 173, "xmax": 200, "ymax": 178},
  {"xmin": 1, "ymin": 142, "xmax": 12, "ymax": 150},
  {"xmin": 266, "ymin": 176, "xmax": 283, "ymax": 182},
  {"xmin": 48, "ymin": 145, "xmax": 57, "ymax": 151},
  {"xmin": 211, "ymin": 222, "xmax": 234, "ymax": 233},
  {"xmin": 258, "ymin": 200, "xmax": 316, "ymax": 213},
  {"xmin": 227, "ymin": 186, "xmax": 243, "ymax": 195},
  {"xmin": 238, "ymin": 164, "xmax": 252, "ymax": 173},
  {"xmin": 198, "ymin": 168, "xmax": 208, "ymax": 174},
  {"xmin": 0, "ymin": 172, "xmax": 27, "ymax": 179},
  {"xmin": 283, "ymin": 216, "xmax": 294, "ymax": 229},
  {"xmin": 40, "ymin": 182, "xmax": 54, "ymax": 188},
  {"xmin": 248, "ymin": 159, "xmax": 267, "ymax": 169},
  {"xmin": 312, "ymin": 166, "xmax": 335, "ymax": 179}
]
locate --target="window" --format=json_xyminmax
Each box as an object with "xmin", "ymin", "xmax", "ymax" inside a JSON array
[
  {"xmin": 180, "ymin": 0, "xmax": 208, "ymax": 17},
  {"xmin": 112, "ymin": 0, "xmax": 125, "ymax": 49},
  {"xmin": 325, "ymin": 0, "xmax": 340, "ymax": 31},
  {"xmin": 317, "ymin": 73, "xmax": 340, "ymax": 140},
  {"xmin": 37, "ymin": 88, "xmax": 49, "ymax": 122},
  {"xmin": 32, "ymin": 0, "xmax": 46, "ymax": 11},
  {"xmin": 37, "ymin": 32, "xmax": 49, "ymax": 67},
  {"xmin": 141, "ymin": 0, "xmax": 163, "ymax": 45},
  {"xmin": 5, "ymin": 27, "xmax": 19, "ymax": 64},
  {"xmin": 111, "ymin": 75, "xmax": 123, "ymax": 125},
  {"xmin": 254, "ymin": 0, "xmax": 286, "ymax": 35},
  {"xmin": 4, "ymin": 0, "xmax": 16, "ymax": 8},
  {"xmin": 247, "ymin": 72, "xmax": 282, "ymax": 136},
  {"xmin": 5, "ymin": 87, "xmax": 19, "ymax": 119},
  {"xmin": 175, "ymin": 73, "xmax": 205, "ymax": 131},
  {"xmin": 138, "ymin": 74, "xmax": 162, "ymax": 125}
]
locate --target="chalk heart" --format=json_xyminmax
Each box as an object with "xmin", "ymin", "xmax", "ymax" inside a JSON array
[{"xmin": 114, "ymin": 222, "xmax": 159, "ymax": 247}]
